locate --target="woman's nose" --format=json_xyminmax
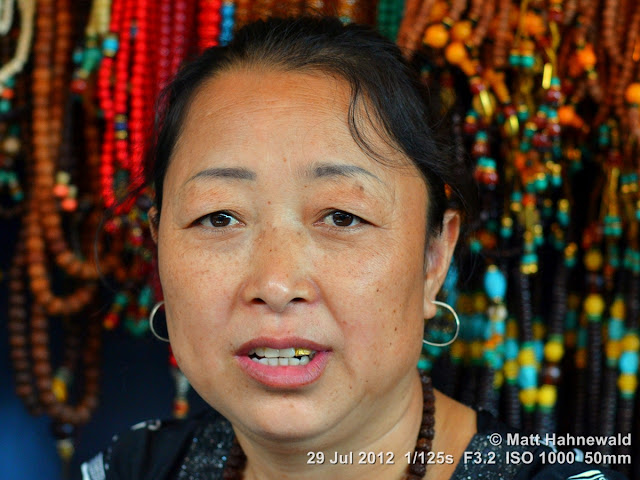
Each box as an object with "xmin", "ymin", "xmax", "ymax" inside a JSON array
[{"xmin": 240, "ymin": 224, "xmax": 318, "ymax": 313}]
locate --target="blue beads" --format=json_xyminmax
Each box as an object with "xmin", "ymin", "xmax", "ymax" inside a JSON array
[
  {"xmin": 102, "ymin": 35, "xmax": 119, "ymax": 56},
  {"xmin": 609, "ymin": 319, "xmax": 625, "ymax": 340},
  {"xmin": 504, "ymin": 338, "xmax": 519, "ymax": 360},
  {"xmin": 220, "ymin": 2, "xmax": 235, "ymax": 46},
  {"xmin": 518, "ymin": 365, "xmax": 537, "ymax": 389},
  {"xmin": 619, "ymin": 352, "xmax": 639, "ymax": 374},
  {"xmin": 484, "ymin": 265, "xmax": 506, "ymax": 301}
]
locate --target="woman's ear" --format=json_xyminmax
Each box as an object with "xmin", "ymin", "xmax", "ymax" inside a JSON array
[
  {"xmin": 423, "ymin": 209, "xmax": 460, "ymax": 319},
  {"xmin": 149, "ymin": 206, "xmax": 159, "ymax": 244}
]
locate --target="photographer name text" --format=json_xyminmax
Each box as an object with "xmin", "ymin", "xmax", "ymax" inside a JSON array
[{"xmin": 505, "ymin": 432, "xmax": 631, "ymax": 447}]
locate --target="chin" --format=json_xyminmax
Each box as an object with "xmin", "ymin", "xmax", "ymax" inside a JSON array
[{"xmin": 228, "ymin": 392, "xmax": 341, "ymax": 444}]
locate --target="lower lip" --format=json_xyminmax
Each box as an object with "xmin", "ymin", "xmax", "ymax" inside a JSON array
[{"xmin": 236, "ymin": 351, "xmax": 330, "ymax": 389}]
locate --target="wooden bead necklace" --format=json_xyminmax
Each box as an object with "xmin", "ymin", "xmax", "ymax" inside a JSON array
[{"xmin": 222, "ymin": 372, "xmax": 436, "ymax": 480}]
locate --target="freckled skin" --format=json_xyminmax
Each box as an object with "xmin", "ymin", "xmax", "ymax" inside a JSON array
[{"xmin": 150, "ymin": 67, "xmax": 461, "ymax": 478}]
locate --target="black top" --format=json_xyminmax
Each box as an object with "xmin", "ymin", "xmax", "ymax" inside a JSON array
[{"xmin": 81, "ymin": 408, "xmax": 628, "ymax": 480}]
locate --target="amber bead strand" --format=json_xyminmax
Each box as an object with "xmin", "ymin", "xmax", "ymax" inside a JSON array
[
  {"xmin": 32, "ymin": 0, "xmax": 99, "ymax": 283},
  {"xmin": 602, "ymin": 0, "xmax": 621, "ymax": 64},
  {"xmin": 8, "ymin": 228, "xmax": 41, "ymax": 415},
  {"xmin": 563, "ymin": 0, "xmax": 577, "ymax": 25},
  {"xmin": 221, "ymin": 372, "xmax": 436, "ymax": 480},
  {"xmin": 396, "ymin": 0, "xmax": 420, "ymax": 47},
  {"xmin": 28, "ymin": 302, "xmax": 102, "ymax": 427},
  {"xmin": 27, "ymin": 0, "xmax": 96, "ymax": 316},
  {"xmin": 492, "ymin": 0, "xmax": 512, "ymax": 68},
  {"xmin": 234, "ymin": 0, "xmax": 254, "ymax": 29},
  {"xmin": 286, "ymin": 0, "xmax": 305, "ymax": 17},
  {"xmin": 397, "ymin": 0, "xmax": 430, "ymax": 55},
  {"xmin": 468, "ymin": 0, "xmax": 493, "ymax": 48},
  {"xmin": 305, "ymin": 0, "xmax": 325, "ymax": 15},
  {"xmin": 613, "ymin": 2, "xmax": 640, "ymax": 133}
]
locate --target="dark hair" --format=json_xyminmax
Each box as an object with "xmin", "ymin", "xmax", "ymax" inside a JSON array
[{"xmin": 147, "ymin": 15, "xmax": 476, "ymax": 238}]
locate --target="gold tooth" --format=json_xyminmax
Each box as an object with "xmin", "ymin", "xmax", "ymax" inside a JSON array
[{"xmin": 295, "ymin": 348, "xmax": 312, "ymax": 356}]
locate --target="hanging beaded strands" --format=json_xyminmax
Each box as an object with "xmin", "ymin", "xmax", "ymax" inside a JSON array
[
  {"xmin": 7, "ymin": 0, "xmax": 108, "ymax": 475},
  {"xmin": 4, "ymin": 1, "xmax": 640, "ymax": 477},
  {"xmin": 395, "ymin": 3, "xmax": 639, "ymax": 475},
  {"xmin": 0, "ymin": 0, "xmax": 34, "ymax": 219}
]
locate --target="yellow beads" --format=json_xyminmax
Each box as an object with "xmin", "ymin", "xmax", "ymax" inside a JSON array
[
  {"xmin": 537, "ymin": 384, "xmax": 557, "ymax": 407},
  {"xmin": 450, "ymin": 341, "xmax": 465, "ymax": 359},
  {"xmin": 610, "ymin": 298, "xmax": 625, "ymax": 319},
  {"xmin": 519, "ymin": 387, "xmax": 537, "ymax": 406},
  {"xmin": 518, "ymin": 348, "xmax": 536, "ymax": 366},
  {"xmin": 52, "ymin": 377, "xmax": 68, "ymax": 403},
  {"xmin": 584, "ymin": 293, "xmax": 605, "ymax": 317},
  {"xmin": 470, "ymin": 340, "xmax": 484, "ymax": 359},
  {"xmin": 606, "ymin": 341, "xmax": 622, "ymax": 360},
  {"xmin": 617, "ymin": 374, "xmax": 638, "ymax": 394},
  {"xmin": 504, "ymin": 360, "xmax": 519, "ymax": 380},
  {"xmin": 622, "ymin": 334, "xmax": 640, "ymax": 352},
  {"xmin": 544, "ymin": 340, "xmax": 564, "ymax": 363},
  {"xmin": 584, "ymin": 249, "xmax": 603, "ymax": 271}
]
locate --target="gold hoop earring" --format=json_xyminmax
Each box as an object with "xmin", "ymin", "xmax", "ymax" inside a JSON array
[
  {"xmin": 423, "ymin": 300, "xmax": 460, "ymax": 347},
  {"xmin": 149, "ymin": 301, "xmax": 170, "ymax": 342}
]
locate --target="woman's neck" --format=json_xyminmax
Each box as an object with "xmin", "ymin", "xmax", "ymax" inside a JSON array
[{"xmin": 235, "ymin": 371, "xmax": 425, "ymax": 480}]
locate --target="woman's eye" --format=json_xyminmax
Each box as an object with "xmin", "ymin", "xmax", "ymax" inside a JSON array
[
  {"xmin": 198, "ymin": 212, "xmax": 239, "ymax": 228},
  {"xmin": 323, "ymin": 210, "xmax": 362, "ymax": 228}
]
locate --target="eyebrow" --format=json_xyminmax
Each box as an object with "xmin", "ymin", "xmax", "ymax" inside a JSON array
[
  {"xmin": 186, "ymin": 167, "xmax": 257, "ymax": 184},
  {"xmin": 308, "ymin": 163, "xmax": 383, "ymax": 184},
  {"xmin": 184, "ymin": 162, "xmax": 383, "ymax": 186}
]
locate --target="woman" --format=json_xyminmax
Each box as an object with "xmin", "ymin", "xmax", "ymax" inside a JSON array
[{"xmin": 83, "ymin": 16, "xmax": 627, "ymax": 480}]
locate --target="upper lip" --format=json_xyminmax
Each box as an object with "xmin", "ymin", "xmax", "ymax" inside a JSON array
[{"xmin": 236, "ymin": 336, "xmax": 331, "ymax": 356}]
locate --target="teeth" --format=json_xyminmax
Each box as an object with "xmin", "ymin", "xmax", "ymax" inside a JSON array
[
  {"xmin": 280, "ymin": 347, "xmax": 296, "ymax": 357},
  {"xmin": 248, "ymin": 347, "xmax": 316, "ymax": 359},
  {"xmin": 264, "ymin": 347, "xmax": 279, "ymax": 358},
  {"xmin": 250, "ymin": 355, "xmax": 312, "ymax": 366}
]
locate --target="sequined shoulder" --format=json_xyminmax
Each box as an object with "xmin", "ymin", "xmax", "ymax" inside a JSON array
[
  {"xmin": 81, "ymin": 413, "xmax": 216, "ymax": 480},
  {"xmin": 176, "ymin": 411, "xmax": 235, "ymax": 480}
]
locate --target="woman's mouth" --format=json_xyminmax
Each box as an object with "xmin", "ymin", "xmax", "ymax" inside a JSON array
[
  {"xmin": 237, "ymin": 338, "xmax": 330, "ymax": 388},
  {"xmin": 247, "ymin": 347, "xmax": 316, "ymax": 366}
]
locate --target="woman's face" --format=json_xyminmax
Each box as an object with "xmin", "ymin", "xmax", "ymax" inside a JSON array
[{"xmin": 152, "ymin": 68, "xmax": 459, "ymax": 445}]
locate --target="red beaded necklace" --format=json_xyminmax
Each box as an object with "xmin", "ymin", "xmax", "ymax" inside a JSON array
[{"xmin": 198, "ymin": 0, "xmax": 223, "ymax": 51}]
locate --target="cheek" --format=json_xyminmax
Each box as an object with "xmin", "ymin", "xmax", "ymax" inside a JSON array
[
  {"xmin": 157, "ymin": 234, "xmax": 242, "ymax": 362},
  {"xmin": 317, "ymin": 231, "xmax": 426, "ymax": 365}
]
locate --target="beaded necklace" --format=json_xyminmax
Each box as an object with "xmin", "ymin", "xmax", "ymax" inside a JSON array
[
  {"xmin": 8, "ymin": 1, "xmax": 108, "ymax": 472},
  {"xmin": 221, "ymin": 372, "xmax": 436, "ymax": 480}
]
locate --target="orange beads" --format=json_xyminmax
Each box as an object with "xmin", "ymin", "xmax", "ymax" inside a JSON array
[
  {"xmin": 576, "ymin": 45, "xmax": 597, "ymax": 70},
  {"xmin": 625, "ymin": 83, "xmax": 640, "ymax": 104},
  {"xmin": 451, "ymin": 21, "xmax": 472, "ymax": 42},
  {"xmin": 524, "ymin": 12, "xmax": 545, "ymax": 36},
  {"xmin": 445, "ymin": 41, "xmax": 468, "ymax": 65},
  {"xmin": 423, "ymin": 24, "xmax": 449, "ymax": 48}
]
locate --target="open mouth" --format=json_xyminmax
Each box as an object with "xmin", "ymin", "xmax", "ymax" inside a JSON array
[{"xmin": 247, "ymin": 347, "xmax": 317, "ymax": 366}]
